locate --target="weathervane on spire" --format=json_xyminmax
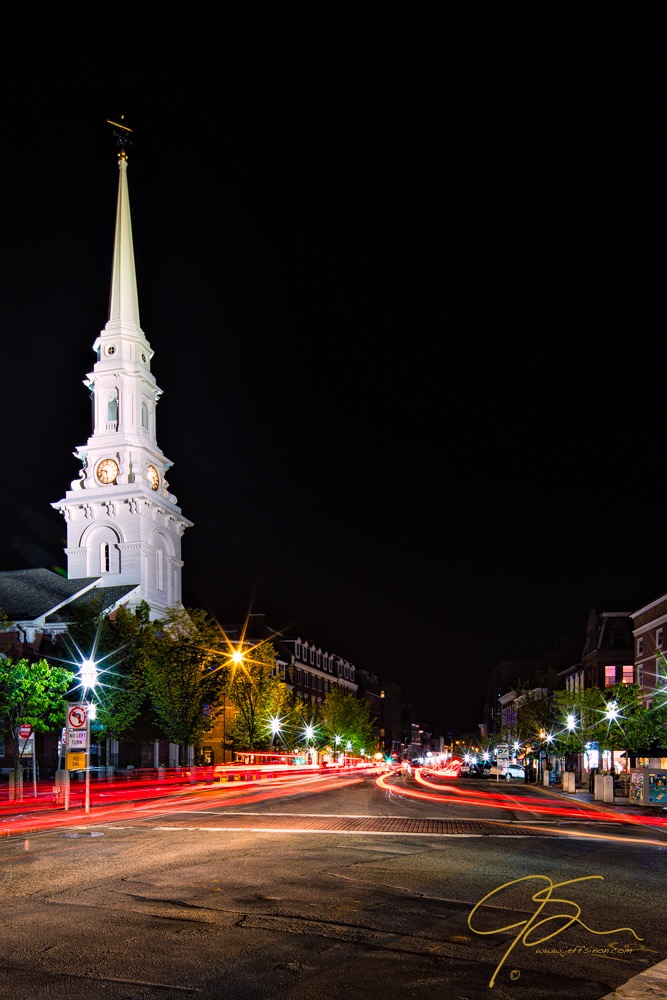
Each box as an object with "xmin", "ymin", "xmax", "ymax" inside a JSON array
[{"xmin": 106, "ymin": 115, "xmax": 133, "ymax": 160}]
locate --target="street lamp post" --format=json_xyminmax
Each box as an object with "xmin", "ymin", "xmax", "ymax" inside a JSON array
[
  {"xmin": 270, "ymin": 717, "xmax": 281, "ymax": 762},
  {"xmin": 304, "ymin": 725, "xmax": 315, "ymax": 765},
  {"xmin": 80, "ymin": 659, "xmax": 98, "ymax": 814},
  {"xmin": 565, "ymin": 713, "xmax": 577, "ymax": 778}
]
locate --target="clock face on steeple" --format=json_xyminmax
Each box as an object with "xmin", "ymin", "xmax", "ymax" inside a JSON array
[
  {"xmin": 96, "ymin": 458, "xmax": 118, "ymax": 484},
  {"xmin": 147, "ymin": 465, "xmax": 159, "ymax": 490}
]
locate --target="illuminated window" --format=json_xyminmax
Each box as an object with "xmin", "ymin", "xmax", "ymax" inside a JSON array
[
  {"xmin": 604, "ymin": 665, "xmax": 616, "ymax": 686},
  {"xmin": 622, "ymin": 665, "xmax": 634, "ymax": 684}
]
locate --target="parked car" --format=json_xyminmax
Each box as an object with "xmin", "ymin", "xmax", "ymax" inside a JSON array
[
  {"xmin": 488, "ymin": 763, "xmax": 525, "ymax": 780},
  {"xmin": 459, "ymin": 763, "xmax": 487, "ymax": 779}
]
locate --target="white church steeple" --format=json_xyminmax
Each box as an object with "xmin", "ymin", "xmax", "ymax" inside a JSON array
[{"xmin": 52, "ymin": 121, "xmax": 192, "ymax": 618}]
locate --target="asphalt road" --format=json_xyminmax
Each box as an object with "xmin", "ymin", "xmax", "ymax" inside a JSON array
[{"xmin": 0, "ymin": 767, "xmax": 665, "ymax": 1000}]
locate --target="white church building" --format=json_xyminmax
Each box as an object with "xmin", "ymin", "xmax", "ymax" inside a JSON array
[{"xmin": 1, "ymin": 123, "xmax": 191, "ymax": 656}]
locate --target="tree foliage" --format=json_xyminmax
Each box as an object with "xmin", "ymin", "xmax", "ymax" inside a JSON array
[
  {"xmin": 317, "ymin": 686, "xmax": 376, "ymax": 755},
  {"xmin": 514, "ymin": 687, "xmax": 557, "ymax": 744},
  {"xmin": 552, "ymin": 683, "xmax": 667, "ymax": 757},
  {"xmin": 139, "ymin": 607, "xmax": 230, "ymax": 760},
  {"xmin": 226, "ymin": 641, "xmax": 288, "ymax": 750},
  {"xmin": 54, "ymin": 599, "xmax": 151, "ymax": 741},
  {"xmin": 0, "ymin": 656, "xmax": 73, "ymax": 787}
]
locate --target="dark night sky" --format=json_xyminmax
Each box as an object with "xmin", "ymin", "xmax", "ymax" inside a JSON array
[{"xmin": 2, "ymin": 6, "xmax": 666, "ymax": 734}]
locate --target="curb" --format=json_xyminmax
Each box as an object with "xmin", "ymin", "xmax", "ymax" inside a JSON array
[{"xmin": 599, "ymin": 958, "xmax": 667, "ymax": 999}]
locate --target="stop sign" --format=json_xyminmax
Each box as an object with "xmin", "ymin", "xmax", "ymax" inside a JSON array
[{"xmin": 19, "ymin": 724, "xmax": 31, "ymax": 738}]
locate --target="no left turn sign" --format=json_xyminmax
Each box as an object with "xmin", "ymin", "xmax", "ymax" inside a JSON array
[{"xmin": 67, "ymin": 706, "xmax": 87, "ymax": 729}]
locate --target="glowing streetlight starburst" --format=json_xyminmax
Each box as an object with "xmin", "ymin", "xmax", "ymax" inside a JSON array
[
  {"xmin": 605, "ymin": 700, "xmax": 619, "ymax": 722},
  {"xmin": 268, "ymin": 716, "xmax": 282, "ymax": 743},
  {"xmin": 80, "ymin": 659, "xmax": 98, "ymax": 692}
]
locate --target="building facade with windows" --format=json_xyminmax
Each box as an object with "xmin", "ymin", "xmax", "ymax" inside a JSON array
[
  {"xmin": 560, "ymin": 609, "xmax": 635, "ymax": 693},
  {"xmin": 631, "ymin": 592, "xmax": 667, "ymax": 708}
]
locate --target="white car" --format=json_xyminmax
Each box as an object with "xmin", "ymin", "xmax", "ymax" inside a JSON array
[{"xmin": 488, "ymin": 763, "xmax": 525, "ymax": 780}]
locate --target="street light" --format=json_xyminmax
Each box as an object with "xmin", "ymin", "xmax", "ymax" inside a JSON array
[
  {"xmin": 81, "ymin": 659, "xmax": 98, "ymax": 693},
  {"xmin": 605, "ymin": 700, "xmax": 619, "ymax": 722},
  {"xmin": 269, "ymin": 716, "xmax": 281, "ymax": 760},
  {"xmin": 303, "ymin": 724, "xmax": 315, "ymax": 765},
  {"xmin": 563, "ymin": 713, "xmax": 578, "ymax": 784},
  {"xmin": 80, "ymin": 659, "xmax": 97, "ymax": 814}
]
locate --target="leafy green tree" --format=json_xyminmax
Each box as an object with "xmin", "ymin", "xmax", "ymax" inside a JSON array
[
  {"xmin": 514, "ymin": 686, "xmax": 557, "ymax": 745},
  {"xmin": 317, "ymin": 686, "xmax": 376, "ymax": 757},
  {"xmin": 55, "ymin": 599, "xmax": 151, "ymax": 744},
  {"xmin": 553, "ymin": 683, "xmax": 667, "ymax": 766},
  {"xmin": 589, "ymin": 683, "xmax": 665, "ymax": 758},
  {"xmin": 140, "ymin": 607, "xmax": 230, "ymax": 763},
  {"xmin": 509, "ymin": 668, "xmax": 561, "ymax": 744},
  {"xmin": 551, "ymin": 687, "xmax": 602, "ymax": 755},
  {"xmin": 227, "ymin": 641, "xmax": 288, "ymax": 750},
  {"xmin": 0, "ymin": 657, "xmax": 73, "ymax": 797}
]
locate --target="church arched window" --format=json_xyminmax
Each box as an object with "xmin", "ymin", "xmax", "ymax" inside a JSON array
[
  {"xmin": 100, "ymin": 541, "xmax": 110, "ymax": 573},
  {"xmin": 141, "ymin": 402, "xmax": 149, "ymax": 430}
]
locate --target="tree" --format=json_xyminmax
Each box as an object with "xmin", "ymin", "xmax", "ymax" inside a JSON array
[
  {"xmin": 0, "ymin": 656, "xmax": 73, "ymax": 798},
  {"xmin": 317, "ymin": 686, "xmax": 376, "ymax": 757},
  {"xmin": 551, "ymin": 687, "xmax": 601, "ymax": 756},
  {"xmin": 514, "ymin": 687, "xmax": 557, "ymax": 745},
  {"xmin": 140, "ymin": 607, "xmax": 229, "ymax": 763},
  {"xmin": 589, "ymin": 683, "xmax": 666, "ymax": 759},
  {"xmin": 54, "ymin": 599, "xmax": 151, "ymax": 744},
  {"xmin": 552, "ymin": 683, "xmax": 667, "ymax": 770},
  {"xmin": 226, "ymin": 641, "xmax": 288, "ymax": 751}
]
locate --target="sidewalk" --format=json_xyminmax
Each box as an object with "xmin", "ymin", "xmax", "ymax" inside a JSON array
[{"xmin": 527, "ymin": 776, "xmax": 667, "ymax": 817}]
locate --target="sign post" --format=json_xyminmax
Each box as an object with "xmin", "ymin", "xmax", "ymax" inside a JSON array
[
  {"xmin": 495, "ymin": 743, "xmax": 510, "ymax": 783},
  {"xmin": 65, "ymin": 705, "xmax": 88, "ymax": 812}
]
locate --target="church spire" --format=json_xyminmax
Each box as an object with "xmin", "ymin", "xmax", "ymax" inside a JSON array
[{"xmin": 106, "ymin": 118, "xmax": 141, "ymax": 333}]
